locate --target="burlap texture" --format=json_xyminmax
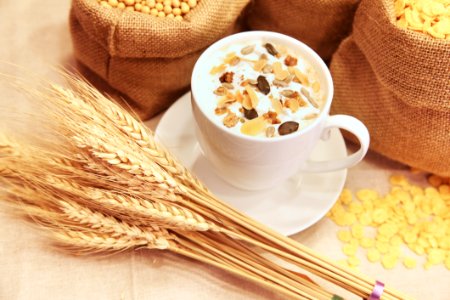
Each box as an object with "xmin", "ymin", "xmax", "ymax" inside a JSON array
[
  {"xmin": 70, "ymin": 0, "xmax": 250, "ymax": 119},
  {"xmin": 246, "ymin": 0, "xmax": 361, "ymax": 60},
  {"xmin": 330, "ymin": 0, "xmax": 450, "ymax": 176}
]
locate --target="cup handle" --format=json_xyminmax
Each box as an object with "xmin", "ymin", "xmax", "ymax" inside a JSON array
[{"xmin": 299, "ymin": 115, "xmax": 370, "ymax": 173}]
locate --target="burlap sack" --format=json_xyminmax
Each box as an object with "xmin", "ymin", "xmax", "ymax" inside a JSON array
[
  {"xmin": 246, "ymin": 0, "xmax": 361, "ymax": 60},
  {"xmin": 330, "ymin": 0, "xmax": 450, "ymax": 176},
  {"xmin": 70, "ymin": 0, "xmax": 250, "ymax": 120}
]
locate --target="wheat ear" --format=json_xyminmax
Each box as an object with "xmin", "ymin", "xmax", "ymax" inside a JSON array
[{"xmin": 55, "ymin": 80, "xmax": 209, "ymax": 194}]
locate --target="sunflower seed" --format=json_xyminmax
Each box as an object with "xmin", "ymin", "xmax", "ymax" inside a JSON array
[
  {"xmin": 273, "ymin": 79, "xmax": 288, "ymax": 87},
  {"xmin": 265, "ymin": 126, "xmax": 275, "ymax": 138},
  {"xmin": 301, "ymin": 87, "xmax": 319, "ymax": 108},
  {"xmin": 240, "ymin": 45, "xmax": 255, "ymax": 55},
  {"xmin": 280, "ymin": 89, "xmax": 296, "ymax": 98}
]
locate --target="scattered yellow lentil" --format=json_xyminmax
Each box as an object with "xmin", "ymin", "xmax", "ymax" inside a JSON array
[
  {"xmin": 367, "ymin": 248, "xmax": 381, "ymax": 263},
  {"xmin": 330, "ymin": 172, "xmax": 450, "ymax": 270},
  {"xmin": 381, "ymin": 254, "xmax": 399, "ymax": 269},
  {"xmin": 395, "ymin": 0, "xmax": 450, "ymax": 39},
  {"xmin": 337, "ymin": 230, "xmax": 352, "ymax": 243},
  {"xmin": 343, "ymin": 243, "xmax": 358, "ymax": 256},
  {"xmin": 351, "ymin": 224, "xmax": 365, "ymax": 239},
  {"xmin": 360, "ymin": 237, "xmax": 375, "ymax": 249},
  {"xmin": 445, "ymin": 256, "xmax": 450, "ymax": 270},
  {"xmin": 403, "ymin": 256, "xmax": 417, "ymax": 269},
  {"xmin": 347, "ymin": 256, "xmax": 361, "ymax": 267},
  {"xmin": 96, "ymin": 0, "xmax": 199, "ymax": 20}
]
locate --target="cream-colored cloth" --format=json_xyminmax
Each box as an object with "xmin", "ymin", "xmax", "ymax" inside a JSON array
[{"xmin": 0, "ymin": 1, "xmax": 448, "ymax": 299}]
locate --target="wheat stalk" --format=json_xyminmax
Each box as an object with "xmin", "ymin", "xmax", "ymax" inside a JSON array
[
  {"xmin": 0, "ymin": 74, "xmax": 411, "ymax": 300},
  {"xmin": 0, "ymin": 141, "xmax": 216, "ymax": 233}
]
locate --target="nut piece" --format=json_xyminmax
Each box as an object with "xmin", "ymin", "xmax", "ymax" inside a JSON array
[
  {"xmin": 214, "ymin": 86, "xmax": 227, "ymax": 96},
  {"xmin": 215, "ymin": 107, "xmax": 228, "ymax": 115},
  {"xmin": 240, "ymin": 117, "xmax": 266, "ymax": 136},
  {"xmin": 294, "ymin": 68, "xmax": 309, "ymax": 86},
  {"xmin": 223, "ymin": 112, "xmax": 239, "ymax": 128},
  {"xmin": 242, "ymin": 94, "xmax": 253, "ymax": 110},
  {"xmin": 273, "ymin": 62, "xmax": 289, "ymax": 81},
  {"xmin": 262, "ymin": 64, "xmax": 273, "ymax": 74},
  {"xmin": 257, "ymin": 75, "xmax": 270, "ymax": 95},
  {"xmin": 284, "ymin": 55, "xmax": 298, "ymax": 66},
  {"xmin": 270, "ymin": 96, "xmax": 283, "ymax": 115},
  {"xmin": 210, "ymin": 64, "xmax": 226, "ymax": 75},
  {"xmin": 229, "ymin": 56, "xmax": 241, "ymax": 66},
  {"xmin": 217, "ymin": 95, "xmax": 235, "ymax": 108},
  {"xmin": 265, "ymin": 126, "xmax": 275, "ymax": 138},
  {"xmin": 285, "ymin": 98, "xmax": 300, "ymax": 113},
  {"xmin": 240, "ymin": 45, "xmax": 255, "ymax": 55},
  {"xmin": 263, "ymin": 111, "xmax": 280, "ymax": 124},
  {"xmin": 278, "ymin": 121, "xmax": 299, "ymax": 136},
  {"xmin": 312, "ymin": 81, "xmax": 321, "ymax": 93},
  {"xmin": 253, "ymin": 58, "xmax": 267, "ymax": 72},
  {"xmin": 219, "ymin": 72, "xmax": 234, "ymax": 83},
  {"xmin": 245, "ymin": 85, "xmax": 259, "ymax": 109},
  {"xmin": 222, "ymin": 83, "xmax": 234, "ymax": 90}
]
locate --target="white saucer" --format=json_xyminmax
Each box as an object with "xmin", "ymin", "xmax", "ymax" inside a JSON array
[{"xmin": 155, "ymin": 93, "xmax": 347, "ymax": 236}]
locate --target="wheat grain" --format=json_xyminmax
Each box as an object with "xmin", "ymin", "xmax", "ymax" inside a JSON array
[
  {"xmin": 53, "ymin": 81, "xmax": 208, "ymax": 194},
  {"xmin": 58, "ymin": 200, "xmax": 170, "ymax": 249},
  {"xmin": 49, "ymin": 176, "xmax": 215, "ymax": 232}
]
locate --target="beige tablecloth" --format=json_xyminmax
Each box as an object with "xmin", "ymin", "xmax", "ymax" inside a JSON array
[{"xmin": 0, "ymin": 1, "xmax": 448, "ymax": 299}]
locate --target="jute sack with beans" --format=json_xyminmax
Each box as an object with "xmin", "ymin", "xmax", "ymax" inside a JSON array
[
  {"xmin": 330, "ymin": 0, "xmax": 450, "ymax": 176},
  {"xmin": 245, "ymin": 0, "xmax": 361, "ymax": 61},
  {"xmin": 70, "ymin": 0, "xmax": 250, "ymax": 119}
]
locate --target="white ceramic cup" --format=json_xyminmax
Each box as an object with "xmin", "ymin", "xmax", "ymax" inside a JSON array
[{"xmin": 191, "ymin": 31, "xmax": 370, "ymax": 190}]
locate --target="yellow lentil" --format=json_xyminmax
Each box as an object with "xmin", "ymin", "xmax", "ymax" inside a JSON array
[
  {"xmin": 347, "ymin": 256, "xmax": 361, "ymax": 267},
  {"xmin": 395, "ymin": 0, "xmax": 450, "ymax": 39},
  {"xmin": 337, "ymin": 230, "xmax": 352, "ymax": 243},
  {"xmin": 403, "ymin": 256, "xmax": 417, "ymax": 269},
  {"xmin": 342, "ymin": 243, "xmax": 358, "ymax": 256},
  {"xmin": 367, "ymin": 248, "xmax": 381, "ymax": 263},
  {"xmin": 329, "ymin": 172, "xmax": 450, "ymax": 270}
]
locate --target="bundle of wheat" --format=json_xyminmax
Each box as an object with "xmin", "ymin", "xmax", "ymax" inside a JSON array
[{"xmin": 0, "ymin": 74, "xmax": 410, "ymax": 300}]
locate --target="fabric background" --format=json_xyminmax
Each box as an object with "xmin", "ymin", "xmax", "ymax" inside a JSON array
[
  {"xmin": 246, "ymin": 0, "xmax": 361, "ymax": 60},
  {"xmin": 0, "ymin": 1, "xmax": 448, "ymax": 299},
  {"xmin": 70, "ymin": 0, "xmax": 250, "ymax": 120},
  {"xmin": 330, "ymin": 0, "xmax": 450, "ymax": 177}
]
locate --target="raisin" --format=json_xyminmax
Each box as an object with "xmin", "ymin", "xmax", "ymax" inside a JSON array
[{"xmin": 243, "ymin": 108, "xmax": 258, "ymax": 120}]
